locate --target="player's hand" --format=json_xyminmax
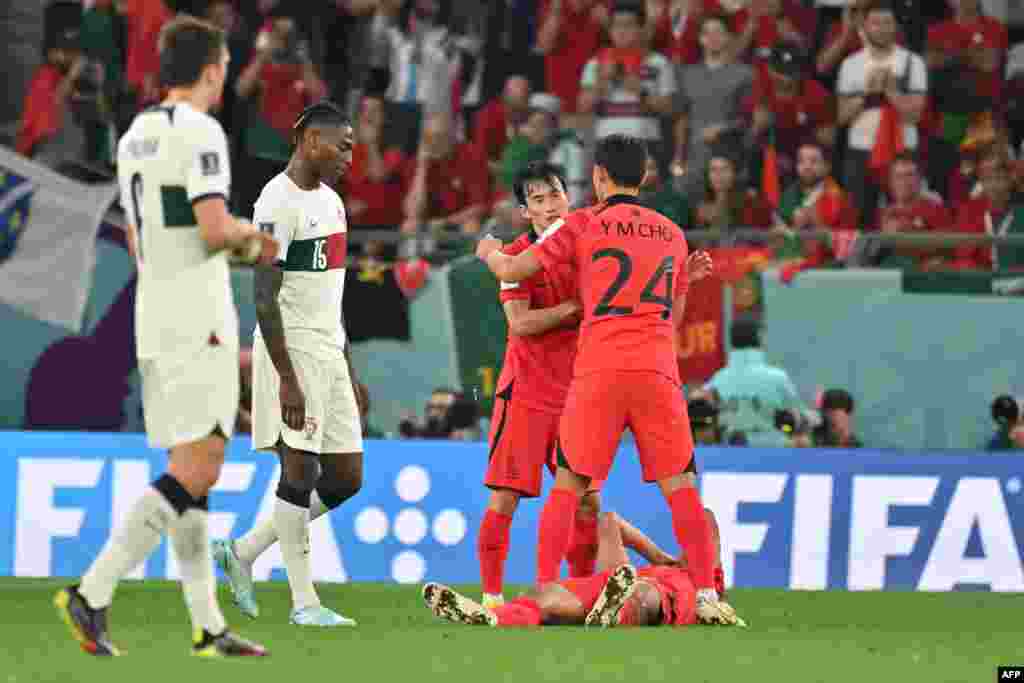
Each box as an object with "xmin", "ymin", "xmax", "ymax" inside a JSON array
[
  {"xmin": 230, "ymin": 229, "xmax": 279, "ymax": 266},
  {"xmin": 475, "ymin": 234, "xmax": 502, "ymax": 262},
  {"xmin": 687, "ymin": 250, "xmax": 713, "ymax": 282},
  {"xmin": 280, "ymin": 374, "xmax": 306, "ymax": 432}
]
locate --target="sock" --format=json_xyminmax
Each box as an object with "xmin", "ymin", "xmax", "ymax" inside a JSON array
[
  {"xmin": 667, "ymin": 487, "xmax": 714, "ymax": 591},
  {"xmin": 492, "ymin": 597, "xmax": 542, "ymax": 627},
  {"xmin": 235, "ymin": 490, "xmax": 330, "ymax": 565},
  {"xmin": 536, "ymin": 488, "xmax": 579, "ymax": 585},
  {"xmin": 566, "ymin": 515, "xmax": 599, "ymax": 578},
  {"xmin": 274, "ymin": 484, "xmax": 320, "ymax": 610},
  {"xmin": 79, "ymin": 477, "xmax": 182, "ymax": 609},
  {"xmin": 714, "ymin": 566, "xmax": 726, "ymax": 595},
  {"xmin": 169, "ymin": 497, "xmax": 227, "ymax": 636},
  {"xmin": 477, "ymin": 510, "xmax": 512, "ymax": 595}
]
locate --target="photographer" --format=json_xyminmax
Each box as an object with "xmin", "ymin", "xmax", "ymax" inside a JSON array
[
  {"xmin": 689, "ymin": 397, "xmax": 724, "ymax": 445},
  {"xmin": 987, "ymin": 395, "xmax": 1024, "ymax": 451},
  {"xmin": 399, "ymin": 387, "xmax": 480, "ymax": 441},
  {"xmin": 812, "ymin": 388, "xmax": 863, "ymax": 448},
  {"xmin": 16, "ymin": 28, "xmax": 114, "ymax": 171}
]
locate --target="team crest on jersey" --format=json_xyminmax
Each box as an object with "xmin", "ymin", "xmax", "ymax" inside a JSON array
[
  {"xmin": 304, "ymin": 416, "xmax": 319, "ymax": 439},
  {"xmin": 200, "ymin": 151, "xmax": 220, "ymax": 176}
]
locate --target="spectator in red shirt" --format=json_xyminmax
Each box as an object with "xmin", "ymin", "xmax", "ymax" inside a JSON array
[
  {"xmin": 926, "ymin": 0, "xmax": 1007, "ymax": 111},
  {"xmin": 731, "ymin": 0, "xmax": 815, "ymax": 67},
  {"xmin": 403, "ymin": 112, "xmax": 490, "ymax": 235},
  {"xmin": 535, "ymin": 0, "xmax": 609, "ymax": 117},
  {"xmin": 871, "ymin": 152, "xmax": 951, "ymax": 267},
  {"xmin": 235, "ymin": 13, "xmax": 328, "ymax": 159},
  {"xmin": 648, "ymin": 0, "xmax": 724, "ymax": 65},
  {"xmin": 122, "ymin": 0, "xmax": 173, "ymax": 107},
  {"xmin": 952, "ymin": 159, "xmax": 1022, "ymax": 270},
  {"xmin": 345, "ymin": 91, "xmax": 414, "ymax": 232},
  {"xmin": 17, "ymin": 29, "xmax": 85, "ymax": 158},
  {"xmin": 474, "ymin": 75, "xmax": 532, "ymax": 176},
  {"xmin": 750, "ymin": 42, "xmax": 836, "ymax": 188}
]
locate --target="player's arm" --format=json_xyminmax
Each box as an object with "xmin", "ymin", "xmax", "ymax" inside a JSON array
[
  {"xmin": 615, "ymin": 514, "xmax": 676, "ymax": 566},
  {"xmin": 188, "ymin": 121, "xmax": 275, "ymax": 261},
  {"xmin": 503, "ymin": 298, "xmax": 580, "ymax": 337},
  {"xmin": 478, "ymin": 216, "xmax": 577, "ymax": 282},
  {"xmin": 479, "ymin": 241, "xmax": 545, "ymax": 282}
]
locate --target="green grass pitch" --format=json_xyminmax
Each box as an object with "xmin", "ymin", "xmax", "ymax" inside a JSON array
[{"xmin": 9, "ymin": 577, "xmax": 1021, "ymax": 682}]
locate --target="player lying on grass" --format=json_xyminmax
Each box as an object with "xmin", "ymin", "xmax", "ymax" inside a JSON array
[
  {"xmin": 424, "ymin": 508, "xmax": 744, "ymax": 628},
  {"xmin": 479, "ymin": 161, "xmax": 714, "ymax": 610}
]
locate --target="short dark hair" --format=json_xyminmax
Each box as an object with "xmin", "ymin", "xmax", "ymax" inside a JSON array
[
  {"xmin": 293, "ymin": 101, "xmax": 350, "ymax": 139},
  {"xmin": 513, "ymin": 161, "xmax": 568, "ymax": 206},
  {"xmin": 612, "ymin": 1, "xmax": 646, "ymax": 23},
  {"xmin": 158, "ymin": 15, "xmax": 226, "ymax": 89},
  {"xmin": 821, "ymin": 388, "xmax": 855, "ymax": 413},
  {"xmin": 594, "ymin": 134, "xmax": 648, "ymax": 189},
  {"xmin": 730, "ymin": 317, "xmax": 761, "ymax": 349}
]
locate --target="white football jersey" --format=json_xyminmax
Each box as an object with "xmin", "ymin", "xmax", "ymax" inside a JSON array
[
  {"xmin": 252, "ymin": 172, "xmax": 348, "ymax": 360},
  {"xmin": 117, "ymin": 102, "xmax": 238, "ymax": 358}
]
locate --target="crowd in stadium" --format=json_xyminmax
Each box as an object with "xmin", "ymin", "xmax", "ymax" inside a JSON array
[{"xmin": 6, "ymin": 0, "xmax": 1024, "ymax": 451}]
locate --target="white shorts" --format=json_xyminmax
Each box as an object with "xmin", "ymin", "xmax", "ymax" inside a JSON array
[
  {"xmin": 140, "ymin": 344, "xmax": 238, "ymax": 450},
  {"xmin": 251, "ymin": 336, "xmax": 363, "ymax": 455}
]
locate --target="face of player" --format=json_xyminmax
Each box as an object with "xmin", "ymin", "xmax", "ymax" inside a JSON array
[
  {"xmin": 521, "ymin": 176, "xmax": 570, "ymax": 232},
  {"xmin": 864, "ymin": 10, "xmax": 897, "ymax": 49},
  {"xmin": 826, "ymin": 409, "xmax": 852, "ymax": 442},
  {"xmin": 889, "ymin": 161, "xmax": 920, "ymax": 202},
  {"xmin": 609, "ymin": 11, "xmax": 642, "ymax": 49},
  {"xmin": 708, "ymin": 157, "xmax": 736, "ymax": 196},
  {"xmin": 308, "ymin": 124, "xmax": 355, "ymax": 186},
  {"xmin": 796, "ymin": 146, "xmax": 827, "ymax": 187},
  {"xmin": 699, "ymin": 18, "xmax": 730, "ymax": 57}
]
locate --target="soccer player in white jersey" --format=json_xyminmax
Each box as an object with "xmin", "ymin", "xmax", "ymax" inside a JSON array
[
  {"xmin": 54, "ymin": 16, "xmax": 276, "ymax": 658},
  {"xmin": 212, "ymin": 101, "xmax": 366, "ymax": 627}
]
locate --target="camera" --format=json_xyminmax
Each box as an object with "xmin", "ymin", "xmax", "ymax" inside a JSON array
[
  {"xmin": 689, "ymin": 397, "xmax": 722, "ymax": 444},
  {"xmin": 992, "ymin": 395, "xmax": 1021, "ymax": 427},
  {"xmin": 399, "ymin": 391, "xmax": 479, "ymax": 439},
  {"xmin": 775, "ymin": 408, "xmax": 812, "ymax": 436}
]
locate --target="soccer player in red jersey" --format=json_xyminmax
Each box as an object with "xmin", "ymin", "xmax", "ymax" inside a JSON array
[
  {"xmin": 479, "ymin": 161, "xmax": 713, "ymax": 609},
  {"xmin": 475, "ymin": 133, "xmax": 741, "ymax": 625},
  {"xmin": 423, "ymin": 509, "xmax": 743, "ymax": 629}
]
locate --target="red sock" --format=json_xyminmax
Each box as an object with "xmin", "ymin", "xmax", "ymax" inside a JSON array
[
  {"xmin": 714, "ymin": 566, "xmax": 726, "ymax": 596},
  {"xmin": 667, "ymin": 487, "xmax": 714, "ymax": 590},
  {"xmin": 536, "ymin": 488, "xmax": 579, "ymax": 585},
  {"xmin": 566, "ymin": 515, "xmax": 598, "ymax": 578},
  {"xmin": 477, "ymin": 509, "xmax": 513, "ymax": 595},
  {"xmin": 492, "ymin": 597, "xmax": 542, "ymax": 627}
]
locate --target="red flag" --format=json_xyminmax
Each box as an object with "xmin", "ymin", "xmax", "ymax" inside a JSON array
[
  {"xmin": 676, "ymin": 275, "xmax": 726, "ymax": 385},
  {"xmin": 761, "ymin": 127, "xmax": 781, "ymax": 209},
  {"xmin": 869, "ymin": 104, "xmax": 905, "ymax": 181}
]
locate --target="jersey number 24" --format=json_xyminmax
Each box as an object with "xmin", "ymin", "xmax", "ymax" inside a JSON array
[{"xmin": 592, "ymin": 249, "xmax": 674, "ymax": 320}]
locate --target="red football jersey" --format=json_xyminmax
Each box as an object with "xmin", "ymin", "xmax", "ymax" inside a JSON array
[
  {"xmin": 637, "ymin": 565, "xmax": 697, "ymax": 626},
  {"xmin": 532, "ymin": 195, "xmax": 689, "ymax": 383},
  {"xmin": 496, "ymin": 231, "xmax": 579, "ymax": 415}
]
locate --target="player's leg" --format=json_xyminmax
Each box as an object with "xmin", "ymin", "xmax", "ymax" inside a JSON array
[
  {"xmin": 537, "ymin": 374, "xmax": 624, "ymax": 586},
  {"xmin": 629, "ymin": 373, "xmax": 741, "ymax": 626},
  {"xmin": 478, "ymin": 488, "xmax": 519, "ymax": 607},
  {"xmin": 566, "ymin": 491, "xmax": 601, "ymax": 578},
  {"xmin": 479, "ymin": 392, "xmax": 554, "ymax": 604},
  {"xmin": 593, "ymin": 512, "xmax": 632, "ymax": 574}
]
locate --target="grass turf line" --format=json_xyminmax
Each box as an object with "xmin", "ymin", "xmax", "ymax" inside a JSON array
[{"xmin": 8, "ymin": 577, "xmax": 1021, "ymax": 683}]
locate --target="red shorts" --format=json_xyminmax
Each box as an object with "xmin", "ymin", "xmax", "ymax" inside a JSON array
[
  {"xmin": 558, "ymin": 569, "xmax": 612, "ymax": 613},
  {"xmin": 486, "ymin": 382, "xmax": 604, "ymax": 497},
  {"xmin": 485, "ymin": 383, "xmax": 559, "ymax": 498},
  {"xmin": 558, "ymin": 370, "xmax": 694, "ymax": 483}
]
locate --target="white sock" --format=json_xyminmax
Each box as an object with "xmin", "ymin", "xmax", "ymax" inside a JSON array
[
  {"xmin": 234, "ymin": 490, "xmax": 329, "ymax": 565},
  {"xmin": 170, "ymin": 507, "xmax": 227, "ymax": 636},
  {"xmin": 274, "ymin": 496, "xmax": 320, "ymax": 610},
  {"xmin": 80, "ymin": 486, "xmax": 176, "ymax": 609}
]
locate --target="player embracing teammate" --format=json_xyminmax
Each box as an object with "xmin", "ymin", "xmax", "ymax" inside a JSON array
[{"xmin": 476, "ymin": 134, "xmax": 742, "ymax": 626}]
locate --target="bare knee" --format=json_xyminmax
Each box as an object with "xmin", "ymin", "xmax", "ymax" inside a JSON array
[
  {"xmin": 167, "ymin": 435, "xmax": 226, "ymax": 498},
  {"xmin": 317, "ymin": 452, "xmax": 363, "ymax": 509},
  {"xmin": 488, "ymin": 489, "xmax": 521, "ymax": 516}
]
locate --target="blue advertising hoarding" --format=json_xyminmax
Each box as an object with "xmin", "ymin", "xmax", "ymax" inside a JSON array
[{"xmin": 1, "ymin": 432, "xmax": 1021, "ymax": 591}]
